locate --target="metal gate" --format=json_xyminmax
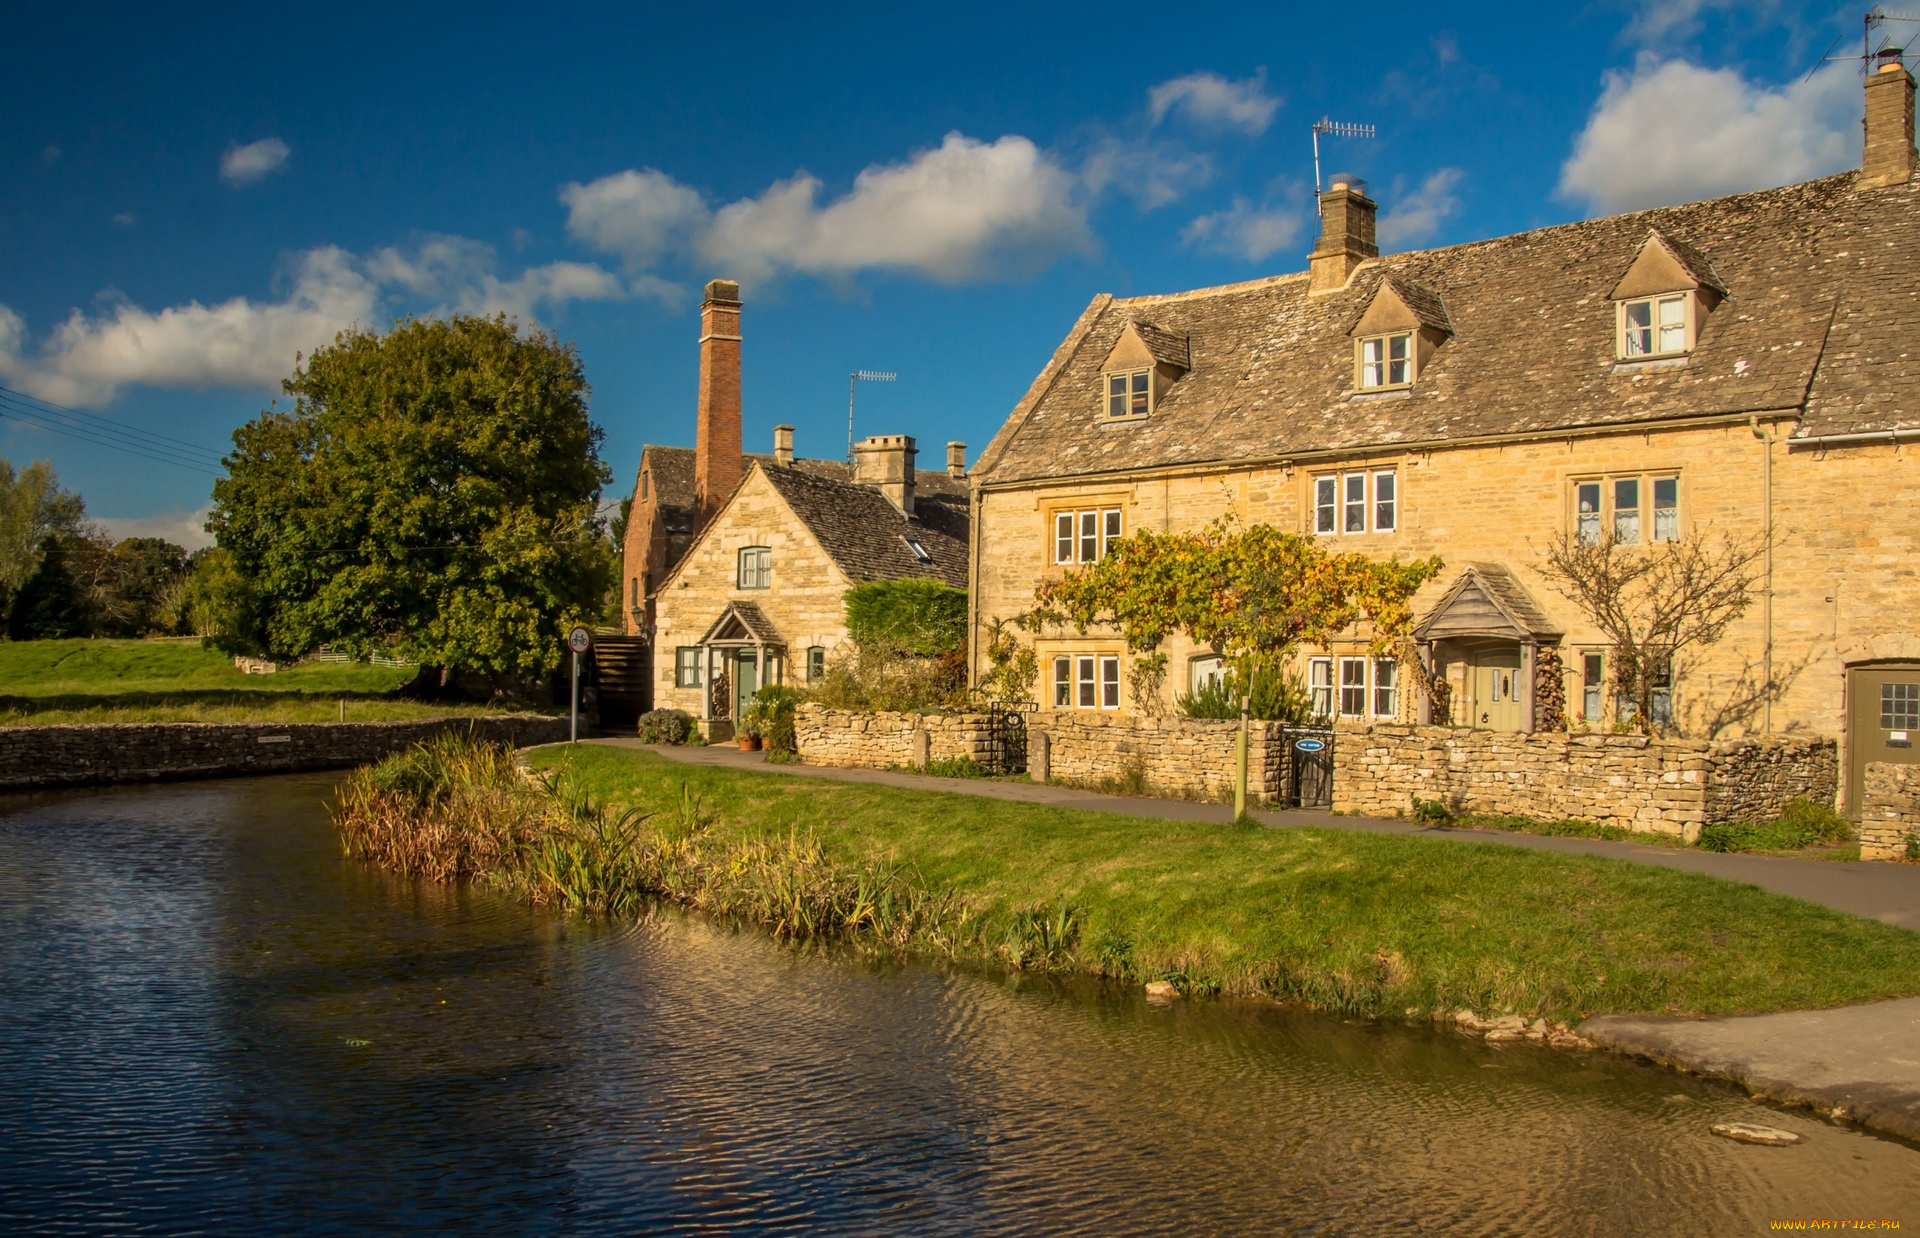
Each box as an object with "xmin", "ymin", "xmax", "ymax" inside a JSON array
[
  {"xmin": 984, "ymin": 706, "xmax": 1028, "ymax": 776},
  {"xmin": 1280, "ymin": 727, "xmax": 1334, "ymax": 809}
]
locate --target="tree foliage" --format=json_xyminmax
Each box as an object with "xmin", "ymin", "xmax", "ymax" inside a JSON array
[
  {"xmin": 8, "ymin": 537, "xmax": 86, "ymax": 640},
  {"xmin": 1537, "ymin": 526, "xmax": 1764, "ymax": 734},
  {"xmin": 209, "ymin": 316, "xmax": 612, "ymax": 678},
  {"xmin": 1039, "ymin": 518, "xmax": 1443, "ymax": 681},
  {"xmin": 843, "ymin": 578, "xmax": 968, "ymax": 658},
  {"xmin": 0, "ymin": 458, "xmax": 88, "ymax": 604}
]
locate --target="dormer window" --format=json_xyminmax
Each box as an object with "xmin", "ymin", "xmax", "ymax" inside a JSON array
[
  {"xmin": 1619, "ymin": 294, "xmax": 1689, "ymax": 358},
  {"xmin": 1358, "ymin": 332, "xmax": 1413, "ymax": 389},
  {"xmin": 1107, "ymin": 369, "xmax": 1151, "ymax": 418}
]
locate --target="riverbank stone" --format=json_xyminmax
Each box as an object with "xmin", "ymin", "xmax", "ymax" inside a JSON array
[{"xmin": 1711, "ymin": 1123, "xmax": 1802, "ymax": 1146}]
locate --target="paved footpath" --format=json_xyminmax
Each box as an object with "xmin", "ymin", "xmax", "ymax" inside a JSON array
[{"xmin": 583, "ymin": 739, "xmax": 1920, "ymax": 1142}]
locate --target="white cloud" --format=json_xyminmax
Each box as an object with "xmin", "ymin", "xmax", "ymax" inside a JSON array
[
  {"xmin": 95, "ymin": 508, "xmax": 214, "ymax": 551},
  {"xmin": 1623, "ymin": 0, "xmax": 1777, "ymax": 47},
  {"xmin": 220, "ymin": 137, "xmax": 291, "ymax": 186},
  {"xmin": 1079, "ymin": 136, "xmax": 1214, "ymax": 209},
  {"xmin": 1378, "ymin": 168, "xmax": 1465, "ymax": 248},
  {"xmin": 1148, "ymin": 71, "xmax": 1282, "ymax": 135},
  {"xmin": 565, "ymin": 132, "xmax": 1092, "ymax": 285},
  {"xmin": 1559, "ymin": 56, "xmax": 1856, "ymax": 214},
  {"xmin": 1182, "ymin": 195, "xmax": 1307, "ymax": 262},
  {"xmin": 0, "ymin": 239, "xmax": 629, "ymax": 407}
]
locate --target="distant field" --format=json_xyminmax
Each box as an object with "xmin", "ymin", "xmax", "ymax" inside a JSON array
[{"xmin": 0, "ymin": 638, "xmax": 545, "ymax": 724}]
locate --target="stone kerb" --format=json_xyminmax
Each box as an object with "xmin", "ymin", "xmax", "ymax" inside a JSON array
[
  {"xmin": 1862, "ymin": 762, "xmax": 1920, "ymax": 861},
  {"xmin": 1331, "ymin": 724, "xmax": 1836, "ymax": 839},
  {"xmin": 0, "ymin": 715, "xmax": 571, "ymax": 791},
  {"xmin": 1026, "ymin": 712, "xmax": 1288, "ymax": 804},
  {"xmin": 793, "ymin": 703, "xmax": 997, "ymax": 771}
]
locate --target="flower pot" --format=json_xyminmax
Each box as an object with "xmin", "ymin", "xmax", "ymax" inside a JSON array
[{"xmin": 738, "ymin": 735, "xmax": 755, "ymax": 751}]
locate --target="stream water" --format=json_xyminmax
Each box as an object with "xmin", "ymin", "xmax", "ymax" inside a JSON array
[{"xmin": 2, "ymin": 773, "xmax": 1915, "ymax": 1234}]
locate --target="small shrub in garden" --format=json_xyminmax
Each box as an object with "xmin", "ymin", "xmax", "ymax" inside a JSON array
[
  {"xmin": 923, "ymin": 755, "xmax": 989, "ymax": 779},
  {"xmin": 1410, "ymin": 797, "xmax": 1454, "ymax": 826},
  {"xmin": 636, "ymin": 708, "xmax": 695, "ymax": 745}
]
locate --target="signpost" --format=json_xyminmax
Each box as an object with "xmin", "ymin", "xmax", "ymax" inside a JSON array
[{"xmin": 567, "ymin": 626, "xmax": 593, "ymax": 744}]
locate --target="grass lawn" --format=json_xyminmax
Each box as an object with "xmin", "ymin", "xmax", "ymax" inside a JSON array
[
  {"xmin": 0, "ymin": 638, "xmax": 546, "ymax": 724},
  {"xmin": 532, "ymin": 744, "xmax": 1920, "ymax": 1022}
]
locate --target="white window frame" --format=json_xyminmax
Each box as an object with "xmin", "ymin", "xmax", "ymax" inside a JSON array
[
  {"xmin": 1105, "ymin": 368, "xmax": 1153, "ymax": 419},
  {"xmin": 1338, "ymin": 657, "xmax": 1368, "ymax": 718},
  {"xmin": 1309, "ymin": 658, "xmax": 1335, "ymax": 719},
  {"xmin": 1651, "ymin": 475, "xmax": 1679, "ymax": 543},
  {"xmin": 1190, "ymin": 655, "xmax": 1226, "ymax": 694},
  {"xmin": 1076, "ymin": 656, "xmax": 1097, "ymax": 708},
  {"xmin": 737, "ymin": 546, "xmax": 771, "ymax": 589},
  {"xmin": 1618, "ymin": 294, "xmax": 1690, "ymax": 360},
  {"xmin": 1358, "ymin": 331, "xmax": 1413, "ymax": 389},
  {"xmin": 675, "ymin": 646, "xmax": 702, "ymax": 688},
  {"xmin": 1313, "ymin": 470, "xmax": 1400, "ymax": 536},
  {"xmin": 1100, "ymin": 656, "xmax": 1121, "ymax": 709},
  {"xmin": 1051, "ymin": 507, "xmax": 1123, "ymax": 565},
  {"xmin": 1372, "ymin": 658, "xmax": 1399, "ymax": 719},
  {"xmin": 1314, "ymin": 476, "xmax": 1338, "ymax": 535},
  {"xmin": 1052, "ymin": 656, "xmax": 1071, "ymax": 707},
  {"xmin": 1573, "ymin": 473, "xmax": 1680, "ymax": 546},
  {"xmin": 806, "ymin": 645, "xmax": 826, "ymax": 682},
  {"xmin": 1372, "ymin": 470, "xmax": 1397, "ymax": 533},
  {"xmin": 1581, "ymin": 651, "xmax": 1605, "ymax": 723}
]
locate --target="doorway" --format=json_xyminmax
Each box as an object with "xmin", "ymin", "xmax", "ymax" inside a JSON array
[
  {"xmin": 733, "ymin": 651, "xmax": 761, "ymax": 722},
  {"xmin": 1469, "ymin": 650, "xmax": 1523, "ymax": 731},
  {"xmin": 1847, "ymin": 663, "xmax": 1920, "ymax": 816}
]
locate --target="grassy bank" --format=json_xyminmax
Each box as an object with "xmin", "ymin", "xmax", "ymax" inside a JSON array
[
  {"xmin": 0, "ymin": 638, "xmax": 542, "ymax": 724},
  {"xmin": 331, "ymin": 737, "xmax": 1920, "ymax": 1022}
]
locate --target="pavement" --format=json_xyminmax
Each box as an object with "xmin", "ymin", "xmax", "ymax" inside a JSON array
[{"xmin": 581, "ymin": 738, "xmax": 1920, "ymax": 1143}]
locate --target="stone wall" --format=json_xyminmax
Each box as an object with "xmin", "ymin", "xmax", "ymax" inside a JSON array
[
  {"xmin": 795, "ymin": 704, "xmax": 997, "ymax": 769},
  {"xmin": 0, "ymin": 715, "xmax": 571, "ymax": 791},
  {"xmin": 1332, "ymin": 724, "xmax": 1836, "ymax": 839},
  {"xmin": 1030, "ymin": 712, "xmax": 1292, "ymax": 804},
  {"xmin": 1861, "ymin": 762, "xmax": 1920, "ymax": 861}
]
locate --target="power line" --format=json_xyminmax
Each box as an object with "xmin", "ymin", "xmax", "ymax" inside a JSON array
[
  {"xmin": 0, "ymin": 399, "xmax": 224, "ymax": 476},
  {"xmin": 0, "ymin": 384, "xmax": 228, "ymax": 464}
]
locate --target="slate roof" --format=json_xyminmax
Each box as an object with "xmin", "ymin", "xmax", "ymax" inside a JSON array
[
  {"xmin": 760, "ymin": 463, "xmax": 969, "ymax": 589},
  {"xmin": 701, "ymin": 599, "xmax": 785, "ymax": 645},
  {"xmin": 976, "ymin": 174, "xmax": 1920, "ymax": 484},
  {"xmin": 1413, "ymin": 563, "xmax": 1565, "ymax": 642},
  {"xmin": 1648, "ymin": 229, "xmax": 1728, "ymax": 296},
  {"xmin": 1131, "ymin": 320, "xmax": 1192, "ymax": 370},
  {"xmin": 1365, "ymin": 275, "xmax": 1454, "ymax": 335}
]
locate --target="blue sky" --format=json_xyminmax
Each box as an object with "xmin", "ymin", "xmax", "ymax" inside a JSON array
[{"xmin": 0, "ymin": 1, "xmax": 1878, "ymax": 546}]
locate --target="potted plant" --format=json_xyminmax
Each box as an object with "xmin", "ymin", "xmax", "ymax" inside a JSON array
[{"xmin": 737, "ymin": 701, "xmax": 768, "ymax": 750}]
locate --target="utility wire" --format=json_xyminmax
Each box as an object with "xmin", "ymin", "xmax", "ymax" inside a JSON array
[
  {"xmin": 0, "ymin": 385, "xmax": 228, "ymax": 466},
  {"xmin": 0, "ymin": 400, "xmax": 224, "ymax": 476}
]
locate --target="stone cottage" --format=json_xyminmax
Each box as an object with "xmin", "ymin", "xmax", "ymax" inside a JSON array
[
  {"xmin": 620, "ymin": 280, "xmax": 968, "ymax": 722},
  {"xmin": 967, "ymin": 54, "xmax": 1920, "ymax": 816}
]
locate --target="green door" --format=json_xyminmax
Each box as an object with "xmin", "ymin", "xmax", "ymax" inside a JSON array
[
  {"xmin": 734, "ymin": 651, "xmax": 759, "ymax": 722},
  {"xmin": 1847, "ymin": 664, "xmax": 1920, "ymax": 816},
  {"xmin": 1470, "ymin": 651, "xmax": 1523, "ymax": 731}
]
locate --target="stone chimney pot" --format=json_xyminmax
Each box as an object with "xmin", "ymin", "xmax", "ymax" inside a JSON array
[
  {"xmin": 773, "ymin": 424, "xmax": 794, "ymax": 467},
  {"xmin": 1308, "ymin": 181, "xmax": 1378, "ymax": 295},
  {"xmin": 1862, "ymin": 51, "xmax": 1916, "ymax": 188},
  {"xmin": 946, "ymin": 441, "xmax": 966, "ymax": 478},
  {"xmin": 854, "ymin": 434, "xmax": 917, "ymax": 516}
]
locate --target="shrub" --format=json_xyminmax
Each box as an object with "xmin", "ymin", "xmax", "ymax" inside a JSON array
[
  {"xmin": 636, "ymin": 708, "xmax": 695, "ymax": 745},
  {"xmin": 843, "ymin": 578, "xmax": 967, "ymax": 658},
  {"xmin": 805, "ymin": 645, "xmax": 967, "ymax": 713},
  {"xmin": 746, "ymin": 684, "xmax": 801, "ymax": 753},
  {"xmin": 1695, "ymin": 802, "xmax": 1850, "ymax": 854},
  {"xmin": 1175, "ymin": 662, "xmax": 1322, "ymax": 725},
  {"xmin": 1410, "ymin": 796, "xmax": 1454, "ymax": 825},
  {"xmin": 923, "ymin": 755, "xmax": 989, "ymax": 779}
]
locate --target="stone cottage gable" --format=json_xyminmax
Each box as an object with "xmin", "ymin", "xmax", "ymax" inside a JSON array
[
  {"xmin": 759, "ymin": 465, "xmax": 968, "ymax": 589},
  {"xmin": 975, "ymin": 174, "xmax": 1920, "ymax": 484}
]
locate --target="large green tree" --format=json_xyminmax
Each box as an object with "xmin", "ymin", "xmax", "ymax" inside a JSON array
[
  {"xmin": 209, "ymin": 316, "xmax": 612, "ymax": 686},
  {"xmin": 0, "ymin": 459, "xmax": 88, "ymax": 610}
]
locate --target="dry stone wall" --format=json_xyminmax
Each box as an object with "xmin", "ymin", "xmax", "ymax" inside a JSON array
[
  {"xmin": 795, "ymin": 704, "xmax": 997, "ymax": 769},
  {"xmin": 0, "ymin": 715, "xmax": 570, "ymax": 791},
  {"xmin": 1332, "ymin": 724, "xmax": 1835, "ymax": 839},
  {"xmin": 1861, "ymin": 762, "xmax": 1920, "ymax": 861},
  {"xmin": 1031, "ymin": 712, "xmax": 1290, "ymax": 804}
]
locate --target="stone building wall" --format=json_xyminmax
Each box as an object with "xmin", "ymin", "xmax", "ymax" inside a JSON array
[
  {"xmin": 1861, "ymin": 762, "xmax": 1920, "ymax": 861},
  {"xmin": 1031, "ymin": 712, "xmax": 1290, "ymax": 804},
  {"xmin": 0, "ymin": 715, "xmax": 570, "ymax": 791},
  {"xmin": 1331, "ymin": 724, "xmax": 1836, "ymax": 838},
  {"xmin": 794, "ymin": 704, "xmax": 996, "ymax": 769}
]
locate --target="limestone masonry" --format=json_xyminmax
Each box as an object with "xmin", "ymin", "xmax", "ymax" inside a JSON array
[{"xmin": 1862, "ymin": 762, "xmax": 1920, "ymax": 860}]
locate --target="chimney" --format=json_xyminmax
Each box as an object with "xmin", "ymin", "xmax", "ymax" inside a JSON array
[
  {"xmin": 1308, "ymin": 174, "xmax": 1378, "ymax": 294},
  {"xmin": 945, "ymin": 441, "xmax": 966, "ymax": 478},
  {"xmin": 854, "ymin": 434, "xmax": 916, "ymax": 516},
  {"xmin": 1863, "ymin": 47, "xmax": 1916, "ymax": 188},
  {"xmin": 693, "ymin": 279, "xmax": 743, "ymax": 522},
  {"xmin": 773, "ymin": 424, "xmax": 794, "ymax": 467}
]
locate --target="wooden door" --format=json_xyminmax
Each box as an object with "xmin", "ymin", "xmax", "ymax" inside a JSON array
[
  {"xmin": 1847, "ymin": 664, "xmax": 1920, "ymax": 816},
  {"xmin": 734, "ymin": 652, "xmax": 760, "ymax": 722},
  {"xmin": 1470, "ymin": 651, "xmax": 1523, "ymax": 731}
]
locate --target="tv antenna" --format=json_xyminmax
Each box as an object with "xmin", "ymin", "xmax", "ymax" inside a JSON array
[
  {"xmin": 846, "ymin": 369, "xmax": 896, "ymax": 463},
  {"xmin": 1805, "ymin": 7, "xmax": 1920, "ymax": 81},
  {"xmin": 1312, "ymin": 117, "xmax": 1375, "ymax": 193}
]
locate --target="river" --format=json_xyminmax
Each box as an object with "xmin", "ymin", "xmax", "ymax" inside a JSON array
[{"xmin": 1, "ymin": 773, "xmax": 1915, "ymax": 1234}]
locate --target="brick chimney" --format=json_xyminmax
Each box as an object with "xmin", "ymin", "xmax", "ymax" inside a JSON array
[
  {"xmin": 772, "ymin": 424, "xmax": 794, "ymax": 467},
  {"xmin": 945, "ymin": 441, "xmax": 966, "ymax": 478},
  {"xmin": 1308, "ymin": 175, "xmax": 1378, "ymax": 294},
  {"xmin": 854, "ymin": 434, "xmax": 916, "ymax": 515},
  {"xmin": 1863, "ymin": 47, "xmax": 1916, "ymax": 188},
  {"xmin": 693, "ymin": 279, "xmax": 743, "ymax": 521}
]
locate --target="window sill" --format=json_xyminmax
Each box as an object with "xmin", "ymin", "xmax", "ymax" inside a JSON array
[
  {"xmin": 1102, "ymin": 413, "xmax": 1151, "ymax": 425},
  {"xmin": 1348, "ymin": 388, "xmax": 1413, "ymax": 402},
  {"xmin": 1612, "ymin": 354, "xmax": 1691, "ymax": 373}
]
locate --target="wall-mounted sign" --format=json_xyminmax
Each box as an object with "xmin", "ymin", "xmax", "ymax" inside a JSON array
[{"xmin": 1294, "ymin": 738, "xmax": 1326, "ymax": 752}]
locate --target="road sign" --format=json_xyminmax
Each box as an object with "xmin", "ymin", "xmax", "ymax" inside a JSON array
[
  {"xmin": 568, "ymin": 626, "xmax": 593, "ymax": 654},
  {"xmin": 1293, "ymin": 738, "xmax": 1326, "ymax": 752}
]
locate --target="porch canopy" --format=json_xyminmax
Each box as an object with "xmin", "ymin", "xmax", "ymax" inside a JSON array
[
  {"xmin": 1412, "ymin": 563, "xmax": 1564, "ymax": 730},
  {"xmin": 698, "ymin": 600, "xmax": 786, "ymax": 721}
]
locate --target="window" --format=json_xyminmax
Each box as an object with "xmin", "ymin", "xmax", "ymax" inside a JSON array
[
  {"xmin": 1613, "ymin": 478, "xmax": 1640, "ymax": 544},
  {"xmin": 1190, "ymin": 655, "xmax": 1225, "ymax": 693},
  {"xmin": 1051, "ymin": 507, "xmax": 1122, "ymax": 564},
  {"xmin": 1339, "ymin": 657, "xmax": 1368, "ymax": 717},
  {"xmin": 1101, "ymin": 656, "xmax": 1121, "ymax": 709},
  {"xmin": 1620, "ymin": 294, "xmax": 1689, "ymax": 358},
  {"xmin": 641, "ymin": 470, "xmax": 650, "ymax": 500},
  {"xmin": 1315, "ymin": 471, "xmax": 1399, "ymax": 535},
  {"xmin": 1649, "ymin": 656, "xmax": 1673, "ymax": 726},
  {"xmin": 1053, "ymin": 653, "xmax": 1125, "ymax": 709},
  {"xmin": 806, "ymin": 646, "xmax": 826, "ymax": 682},
  {"xmin": 1309, "ymin": 658, "xmax": 1334, "ymax": 719},
  {"xmin": 1882, "ymin": 683, "xmax": 1920, "ymax": 731},
  {"xmin": 1373, "ymin": 659, "xmax": 1399, "ymax": 719},
  {"xmin": 1053, "ymin": 657, "xmax": 1072, "ymax": 707},
  {"xmin": 1076, "ymin": 656, "xmax": 1097, "ymax": 708},
  {"xmin": 1373, "ymin": 470, "xmax": 1397, "ymax": 533},
  {"xmin": 1575, "ymin": 474, "xmax": 1680, "ymax": 545},
  {"xmin": 1359, "ymin": 332, "xmax": 1412, "ymax": 389},
  {"xmin": 1107, "ymin": 368, "xmax": 1152, "ymax": 418},
  {"xmin": 903, "ymin": 536, "xmax": 931, "ymax": 563},
  {"xmin": 1582, "ymin": 653, "xmax": 1604, "ymax": 723},
  {"xmin": 675, "ymin": 647, "xmax": 702, "ymax": 688},
  {"xmin": 737, "ymin": 546, "xmax": 771, "ymax": 589},
  {"xmin": 630, "ymin": 577, "xmax": 640, "ymax": 609}
]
